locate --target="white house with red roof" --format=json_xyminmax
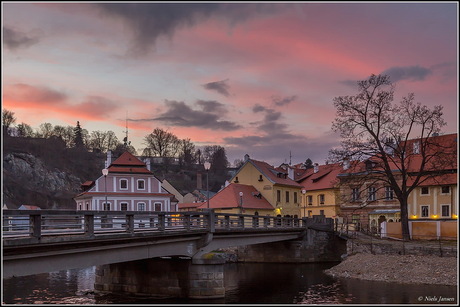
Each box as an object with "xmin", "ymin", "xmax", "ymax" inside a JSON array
[{"xmin": 74, "ymin": 151, "xmax": 177, "ymax": 212}]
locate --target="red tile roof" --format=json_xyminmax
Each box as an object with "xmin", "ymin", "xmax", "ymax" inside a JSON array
[
  {"xmin": 107, "ymin": 152, "xmax": 152, "ymax": 174},
  {"xmin": 196, "ymin": 183, "xmax": 274, "ymax": 210},
  {"xmin": 249, "ymin": 159, "xmax": 303, "ymax": 188},
  {"xmin": 298, "ymin": 163, "xmax": 342, "ymax": 191}
]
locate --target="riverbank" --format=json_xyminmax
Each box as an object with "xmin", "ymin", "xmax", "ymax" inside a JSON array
[{"xmin": 324, "ymin": 252, "xmax": 457, "ymax": 286}]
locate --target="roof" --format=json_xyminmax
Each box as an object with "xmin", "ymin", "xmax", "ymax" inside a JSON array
[
  {"xmin": 369, "ymin": 209, "xmax": 400, "ymax": 215},
  {"xmin": 338, "ymin": 133, "xmax": 457, "ymax": 176},
  {"xmin": 178, "ymin": 202, "xmax": 203, "ymax": 210},
  {"xmin": 107, "ymin": 152, "xmax": 152, "ymax": 174},
  {"xmin": 248, "ymin": 159, "xmax": 303, "ymax": 188},
  {"xmin": 196, "ymin": 183, "xmax": 274, "ymax": 210},
  {"xmin": 297, "ymin": 163, "xmax": 342, "ymax": 191}
]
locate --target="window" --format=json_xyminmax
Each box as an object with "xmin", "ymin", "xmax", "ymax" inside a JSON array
[
  {"xmin": 277, "ymin": 190, "xmax": 281, "ymax": 202},
  {"xmin": 352, "ymin": 188, "xmax": 360, "ymax": 201},
  {"xmin": 385, "ymin": 186, "xmax": 394, "ymax": 200},
  {"xmin": 421, "ymin": 205, "xmax": 429, "ymax": 217},
  {"xmin": 441, "ymin": 186, "xmax": 450, "ymax": 194},
  {"xmin": 120, "ymin": 203, "xmax": 128, "ymax": 211},
  {"xmin": 319, "ymin": 194, "xmax": 325, "ymax": 205},
  {"xmin": 307, "ymin": 195, "xmax": 313, "ymax": 205},
  {"xmin": 352, "ymin": 214, "xmax": 360, "ymax": 224},
  {"xmin": 137, "ymin": 180, "xmax": 145, "ymax": 190},
  {"xmin": 308, "ymin": 210, "xmax": 312, "ymax": 217},
  {"xmin": 420, "ymin": 187, "xmax": 429, "ymax": 195},
  {"xmin": 320, "ymin": 210, "xmax": 325, "ymax": 216},
  {"xmin": 234, "ymin": 176, "xmax": 239, "ymax": 183},
  {"xmin": 154, "ymin": 203, "xmax": 162, "ymax": 211},
  {"xmin": 441, "ymin": 205, "xmax": 450, "ymax": 217},
  {"xmin": 286, "ymin": 191, "xmax": 290, "ymax": 203},
  {"xmin": 258, "ymin": 175, "xmax": 263, "ymax": 181},
  {"xmin": 86, "ymin": 202, "xmax": 90, "ymax": 210},
  {"xmin": 368, "ymin": 187, "xmax": 376, "ymax": 201},
  {"xmin": 79, "ymin": 204, "xmax": 82, "ymax": 210},
  {"xmin": 137, "ymin": 203, "xmax": 146, "ymax": 211},
  {"xmin": 120, "ymin": 179, "xmax": 128, "ymax": 190},
  {"xmin": 294, "ymin": 192, "xmax": 298, "ymax": 203},
  {"xmin": 103, "ymin": 203, "xmax": 111, "ymax": 211}
]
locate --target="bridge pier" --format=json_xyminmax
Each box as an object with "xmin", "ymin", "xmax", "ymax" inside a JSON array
[{"xmin": 94, "ymin": 257, "xmax": 226, "ymax": 299}]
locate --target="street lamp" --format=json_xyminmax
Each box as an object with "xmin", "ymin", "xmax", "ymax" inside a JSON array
[
  {"xmin": 204, "ymin": 162, "xmax": 211, "ymax": 209},
  {"xmin": 239, "ymin": 191, "xmax": 243, "ymax": 214},
  {"xmin": 301, "ymin": 189, "xmax": 307, "ymax": 218},
  {"xmin": 102, "ymin": 168, "xmax": 109, "ymax": 210}
]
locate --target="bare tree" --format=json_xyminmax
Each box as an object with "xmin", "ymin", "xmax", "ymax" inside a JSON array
[
  {"xmin": 2, "ymin": 109, "xmax": 16, "ymax": 134},
  {"xmin": 36, "ymin": 122, "xmax": 54, "ymax": 139},
  {"xmin": 178, "ymin": 138, "xmax": 196, "ymax": 168},
  {"xmin": 88, "ymin": 130, "xmax": 119, "ymax": 153},
  {"xmin": 17, "ymin": 122, "xmax": 34, "ymax": 137},
  {"xmin": 142, "ymin": 128, "xmax": 180, "ymax": 158},
  {"xmin": 330, "ymin": 74, "xmax": 454, "ymax": 240}
]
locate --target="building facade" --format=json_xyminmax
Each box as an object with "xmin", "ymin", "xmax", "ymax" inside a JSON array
[{"xmin": 74, "ymin": 151, "xmax": 177, "ymax": 212}]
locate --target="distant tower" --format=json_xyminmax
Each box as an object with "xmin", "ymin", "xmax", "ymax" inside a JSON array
[{"xmin": 123, "ymin": 111, "xmax": 131, "ymax": 148}]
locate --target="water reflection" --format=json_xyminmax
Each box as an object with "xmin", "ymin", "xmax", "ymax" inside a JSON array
[{"xmin": 2, "ymin": 262, "xmax": 457, "ymax": 305}]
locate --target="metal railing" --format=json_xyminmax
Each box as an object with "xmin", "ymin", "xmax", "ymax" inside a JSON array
[{"xmin": 2, "ymin": 210, "xmax": 308, "ymax": 240}]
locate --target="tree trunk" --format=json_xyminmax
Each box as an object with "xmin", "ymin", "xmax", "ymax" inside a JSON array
[{"xmin": 400, "ymin": 198, "xmax": 411, "ymax": 241}]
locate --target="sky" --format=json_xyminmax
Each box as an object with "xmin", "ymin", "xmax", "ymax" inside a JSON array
[{"xmin": 2, "ymin": 2, "xmax": 458, "ymax": 167}]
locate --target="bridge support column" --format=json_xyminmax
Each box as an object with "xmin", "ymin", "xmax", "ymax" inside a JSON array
[{"xmin": 94, "ymin": 257, "xmax": 226, "ymax": 299}]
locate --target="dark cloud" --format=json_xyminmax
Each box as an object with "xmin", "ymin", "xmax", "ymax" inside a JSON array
[
  {"xmin": 382, "ymin": 65, "xmax": 432, "ymax": 82},
  {"xmin": 196, "ymin": 100, "xmax": 228, "ymax": 114},
  {"xmin": 3, "ymin": 26, "xmax": 41, "ymax": 51},
  {"xmin": 272, "ymin": 95, "xmax": 297, "ymax": 107},
  {"xmin": 202, "ymin": 79, "xmax": 231, "ymax": 97},
  {"xmin": 135, "ymin": 99, "xmax": 241, "ymax": 131},
  {"xmin": 94, "ymin": 3, "xmax": 288, "ymax": 55},
  {"xmin": 252, "ymin": 104, "xmax": 267, "ymax": 113}
]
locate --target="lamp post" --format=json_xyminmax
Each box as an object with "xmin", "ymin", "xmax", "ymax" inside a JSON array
[
  {"xmin": 301, "ymin": 189, "xmax": 306, "ymax": 218},
  {"xmin": 239, "ymin": 191, "xmax": 243, "ymax": 214},
  {"xmin": 204, "ymin": 162, "xmax": 211, "ymax": 209},
  {"xmin": 102, "ymin": 168, "xmax": 109, "ymax": 210}
]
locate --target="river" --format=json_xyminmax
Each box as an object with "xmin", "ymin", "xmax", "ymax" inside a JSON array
[{"xmin": 2, "ymin": 262, "xmax": 457, "ymax": 305}]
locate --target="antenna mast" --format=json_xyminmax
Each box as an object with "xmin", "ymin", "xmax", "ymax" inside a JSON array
[{"xmin": 123, "ymin": 111, "xmax": 130, "ymax": 147}]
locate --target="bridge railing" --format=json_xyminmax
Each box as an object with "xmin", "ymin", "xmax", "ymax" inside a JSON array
[{"xmin": 2, "ymin": 210, "xmax": 307, "ymax": 240}]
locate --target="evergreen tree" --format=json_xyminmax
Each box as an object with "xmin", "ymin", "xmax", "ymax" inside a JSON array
[{"xmin": 73, "ymin": 121, "xmax": 84, "ymax": 148}]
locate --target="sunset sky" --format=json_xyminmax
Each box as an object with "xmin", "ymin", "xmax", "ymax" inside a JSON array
[{"xmin": 3, "ymin": 2, "xmax": 458, "ymax": 166}]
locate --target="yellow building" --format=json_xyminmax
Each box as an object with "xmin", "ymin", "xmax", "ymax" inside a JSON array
[
  {"xmin": 229, "ymin": 155, "xmax": 303, "ymax": 217},
  {"xmin": 297, "ymin": 163, "xmax": 342, "ymax": 219}
]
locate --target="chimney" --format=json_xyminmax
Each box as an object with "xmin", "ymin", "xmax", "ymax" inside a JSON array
[
  {"xmin": 313, "ymin": 163, "xmax": 319, "ymax": 173},
  {"xmin": 343, "ymin": 158, "xmax": 350, "ymax": 170},
  {"xmin": 244, "ymin": 154, "xmax": 250, "ymax": 162},
  {"xmin": 105, "ymin": 151, "xmax": 112, "ymax": 168},
  {"xmin": 144, "ymin": 158, "xmax": 151, "ymax": 171},
  {"xmin": 196, "ymin": 172, "xmax": 203, "ymax": 190},
  {"xmin": 288, "ymin": 167, "xmax": 295, "ymax": 180}
]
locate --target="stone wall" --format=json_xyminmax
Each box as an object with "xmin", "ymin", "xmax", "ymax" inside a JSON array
[{"xmin": 237, "ymin": 230, "xmax": 347, "ymax": 263}]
